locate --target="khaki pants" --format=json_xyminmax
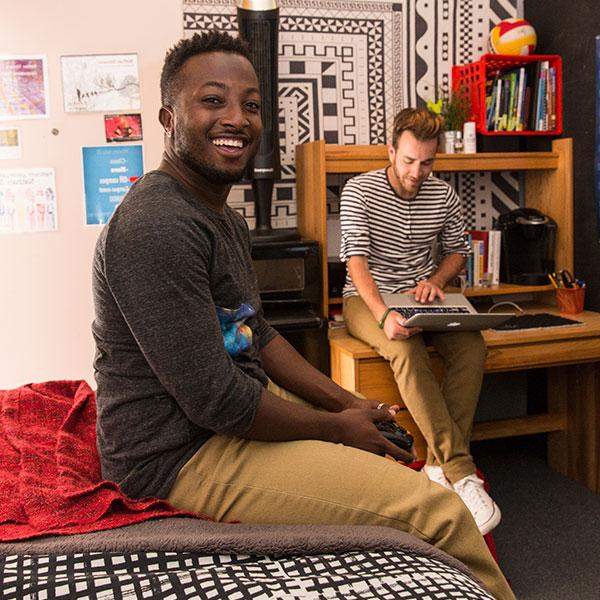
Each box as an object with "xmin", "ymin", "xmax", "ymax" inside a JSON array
[
  {"xmin": 344, "ymin": 296, "xmax": 487, "ymax": 484},
  {"xmin": 167, "ymin": 382, "xmax": 514, "ymax": 600}
]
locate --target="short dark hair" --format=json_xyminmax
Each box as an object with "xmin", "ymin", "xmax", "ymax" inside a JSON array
[
  {"xmin": 160, "ymin": 31, "xmax": 253, "ymax": 106},
  {"xmin": 391, "ymin": 108, "xmax": 444, "ymax": 147}
]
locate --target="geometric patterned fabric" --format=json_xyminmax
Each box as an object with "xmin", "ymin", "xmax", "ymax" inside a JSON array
[
  {"xmin": 183, "ymin": 0, "xmax": 520, "ymax": 232},
  {"xmin": 1, "ymin": 549, "xmax": 494, "ymax": 599}
]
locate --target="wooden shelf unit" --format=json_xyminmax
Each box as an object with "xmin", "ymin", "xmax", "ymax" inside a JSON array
[{"xmin": 295, "ymin": 138, "xmax": 573, "ymax": 316}]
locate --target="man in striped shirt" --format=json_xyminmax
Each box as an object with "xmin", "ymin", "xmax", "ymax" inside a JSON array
[{"xmin": 340, "ymin": 108, "xmax": 500, "ymax": 536}]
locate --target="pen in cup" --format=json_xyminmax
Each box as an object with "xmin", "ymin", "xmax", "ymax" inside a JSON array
[{"xmin": 548, "ymin": 273, "xmax": 559, "ymax": 288}]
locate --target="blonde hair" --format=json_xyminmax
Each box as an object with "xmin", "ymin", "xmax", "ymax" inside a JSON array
[{"xmin": 391, "ymin": 108, "xmax": 444, "ymax": 148}]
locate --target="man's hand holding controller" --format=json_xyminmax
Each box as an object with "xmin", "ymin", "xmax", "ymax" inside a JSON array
[{"xmin": 333, "ymin": 401, "xmax": 414, "ymax": 463}]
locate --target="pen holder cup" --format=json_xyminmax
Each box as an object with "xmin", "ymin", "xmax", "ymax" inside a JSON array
[{"xmin": 555, "ymin": 286, "xmax": 585, "ymax": 315}]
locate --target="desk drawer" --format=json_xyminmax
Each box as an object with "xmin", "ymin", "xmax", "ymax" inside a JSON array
[
  {"xmin": 357, "ymin": 360, "xmax": 403, "ymax": 405},
  {"xmin": 355, "ymin": 357, "xmax": 445, "ymax": 407}
]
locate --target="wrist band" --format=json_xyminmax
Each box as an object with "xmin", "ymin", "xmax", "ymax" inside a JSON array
[{"xmin": 378, "ymin": 307, "xmax": 393, "ymax": 329}]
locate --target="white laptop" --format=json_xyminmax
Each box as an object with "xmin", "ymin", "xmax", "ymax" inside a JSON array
[{"xmin": 381, "ymin": 292, "xmax": 514, "ymax": 331}]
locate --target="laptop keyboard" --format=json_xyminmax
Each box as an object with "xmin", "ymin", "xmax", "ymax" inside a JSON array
[{"xmin": 393, "ymin": 306, "xmax": 470, "ymax": 318}]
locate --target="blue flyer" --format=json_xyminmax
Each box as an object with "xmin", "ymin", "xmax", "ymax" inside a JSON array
[{"xmin": 82, "ymin": 144, "xmax": 144, "ymax": 225}]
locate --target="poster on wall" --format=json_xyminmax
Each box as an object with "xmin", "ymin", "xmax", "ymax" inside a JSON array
[
  {"xmin": 0, "ymin": 55, "xmax": 49, "ymax": 120},
  {"xmin": 0, "ymin": 127, "xmax": 21, "ymax": 160},
  {"xmin": 104, "ymin": 113, "xmax": 143, "ymax": 142},
  {"xmin": 61, "ymin": 54, "xmax": 141, "ymax": 113},
  {"xmin": 0, "ymin": 168, "xmax": 57, "ymax": 234},
  {"xmin": 82, "ymin": 145, "xmax": 143, "ymax": 225}
]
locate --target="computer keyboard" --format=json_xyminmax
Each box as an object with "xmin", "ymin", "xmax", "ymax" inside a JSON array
[
  {"xmin": 393, "ymin": 306, "xmax": 470, "ymax": 319},
  {"xmin": 492, "ymin": 313, "xmax": 582, "ymax": 331}
]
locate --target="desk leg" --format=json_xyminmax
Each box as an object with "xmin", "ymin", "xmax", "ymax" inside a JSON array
[{"xmin": 547, "ymin": 363, "xmax": 600, "ymax": 493}]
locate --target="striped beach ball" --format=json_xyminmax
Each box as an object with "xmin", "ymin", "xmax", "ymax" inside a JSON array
[{"xmin": 488, "ymin": 18, "xmax": 537, "ymax": 56}]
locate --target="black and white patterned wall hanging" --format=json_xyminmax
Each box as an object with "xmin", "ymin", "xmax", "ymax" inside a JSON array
[{"xmin": 183, "ymin": 0, "xmax": 520, "ymax": 232}]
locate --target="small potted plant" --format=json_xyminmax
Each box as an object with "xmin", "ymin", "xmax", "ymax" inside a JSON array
[{"xmin": 427, "ymin": 85, "xmax": 471, "ymax": 153}]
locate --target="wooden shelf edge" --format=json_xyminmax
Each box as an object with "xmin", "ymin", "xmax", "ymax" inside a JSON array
[
  {"xmin": 459, "ymin": 283, "xmax": 554, "ymax": 296},
  {"xmin": 471, "ymin": 413, "xmax": 567, "ymax": 441},
  {"xmin": 321, "ymin": 144, "xmax": 559, "ymax": 172}
]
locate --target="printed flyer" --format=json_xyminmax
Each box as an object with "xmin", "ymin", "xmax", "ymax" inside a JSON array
[
  {"xmin": 0, "ymin": 55, "xmax": 49, "ymax": 120},
  {"xmin": 0, "ymin": 127, "xmax": 21, "ymax": 160},
  {"xmin": 0, "ymin": 168, "xmax": 57, "ymax": 233},
  {"xmin": 82, "ymin": 145, "xmax": 143, "ymax": 225},
  {"xmin": 62, "ymin": 54, "xmax": 141, "ymax": 113},
  {"xmin": 104, "ymin": 113, "xmax": 143, "ymax": 142}
]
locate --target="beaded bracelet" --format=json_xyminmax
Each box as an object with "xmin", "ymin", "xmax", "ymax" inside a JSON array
[{"xmin": 378, "ymin": 307, "xmax": 393, "ymax": 329}]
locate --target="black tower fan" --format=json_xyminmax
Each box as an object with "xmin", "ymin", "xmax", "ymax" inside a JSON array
[{"xmin": 237, "ymin": 0, "xmax": 299, "ymax": 241}]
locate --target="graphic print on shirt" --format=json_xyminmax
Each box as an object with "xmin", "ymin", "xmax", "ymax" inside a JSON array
[{"xmin": 216, "ymin": 302, "xmax": 256, "ymax": 357}]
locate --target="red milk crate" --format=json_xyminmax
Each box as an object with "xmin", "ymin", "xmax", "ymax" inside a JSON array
[{"xmin": 452, "ymin": 54, "xmax": 563, "ymax": 136}]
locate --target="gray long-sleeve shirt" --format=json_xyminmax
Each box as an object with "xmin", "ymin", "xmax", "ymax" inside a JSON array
[{"xmin": 92, "ymin": 170, "xmax": 278, "ymax": 499}]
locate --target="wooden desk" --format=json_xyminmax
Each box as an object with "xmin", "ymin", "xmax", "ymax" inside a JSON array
[{"xmin": 329, "ymin": 307, "xmax": 600, "ymax": 493}]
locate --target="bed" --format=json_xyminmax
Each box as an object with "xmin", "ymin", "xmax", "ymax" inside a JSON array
[{"xmin": 0, "ymin": 381, "xmax": 494, "ymax": 599}]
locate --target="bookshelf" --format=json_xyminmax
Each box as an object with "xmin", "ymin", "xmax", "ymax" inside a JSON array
[
  {"xmin": 295, "ymin": 138, "xmax": 573, "ymax": 317},
  {"xmin": 452, "ymin": 53, "xmax": 562, "ymax": 136}
]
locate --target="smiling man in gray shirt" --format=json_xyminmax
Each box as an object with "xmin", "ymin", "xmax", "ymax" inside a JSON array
[{"xmin": 91, "ymin": 31, "xmax": 515, "ymax": 600}]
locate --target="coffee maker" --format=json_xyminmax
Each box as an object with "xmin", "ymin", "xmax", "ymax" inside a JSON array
[{"xmin": 497, "ymin": 208, "xmax": 557, "ymax": 285}]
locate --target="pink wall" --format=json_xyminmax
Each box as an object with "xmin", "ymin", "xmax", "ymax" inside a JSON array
[{"xmin": 0, "ymin": 3, "xmax": 183, "ymax": 388}]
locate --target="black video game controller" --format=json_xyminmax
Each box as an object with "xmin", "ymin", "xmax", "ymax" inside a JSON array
[{"xmin": 377, "ymin": 420, "xmax": 414, "ymax": 454}]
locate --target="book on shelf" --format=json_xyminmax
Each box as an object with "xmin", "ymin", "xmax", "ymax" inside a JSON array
[
  {"xmin": 549, "ymin": 67, "xmax": 557, "ymax": 130},
  {"xmin": 464, "ymin": 229, "xmax": 502, "ymax": 287},
  {"xmin": 506, "ymin": 70, "xmax": 518, "ymax": 132},
  {"xmin": 484, "ymin": 59, "xmax": 557, "ymax": 133},
  {"xmin": 487, "ymin": 230, "xmax": 502, "ymax": 285},
  {"xmin": 499, "ymin": 77, "xmax": 510, "ymax": 131},
  {"xmin": 492, "ymin": 77, "xmax": 502, "ymax": 131},
  {"xmin": 527, "ymin": 61, "xmax": 541, "ymax": 131},
  {"xmin": 536, "ymin": 61, "xmax": 548, "ymax": 130},
  {"xmin": 468, "ymin": 230, "xmax": 488, "ymax": 285},
  {"xmin": 514, "ymin": 67, "xmax": 526, "ymax": 132}
]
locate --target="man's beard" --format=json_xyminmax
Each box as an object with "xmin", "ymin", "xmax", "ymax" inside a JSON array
[
  {"xmin": 180, "ymin": 149, "xmax": 247, "ymax": 184},
  {"xmin": 392, "ymin": 163, "xmax": 422, "ymax": 198},
  {"xmin": 176, "ymin": 136, "xmax": 250, "ymax": 184}
]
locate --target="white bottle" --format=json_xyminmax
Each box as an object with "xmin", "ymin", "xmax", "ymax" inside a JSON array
[
  {"xmin": 463, "ymin": 121, "xmax": 477, "ymax": 154},
  {"xmin": 454, "ymin": 131, "xmax": 464, "ymax": 153}
]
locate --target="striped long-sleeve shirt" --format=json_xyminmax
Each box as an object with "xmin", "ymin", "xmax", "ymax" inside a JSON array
[{"xmin": 340, "ymin": 168, "xmax": 470, "ymax": 296}]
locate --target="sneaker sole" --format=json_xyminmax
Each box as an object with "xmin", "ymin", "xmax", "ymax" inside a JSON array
[{"xmin": 478, "ymin": 502, "xmax": 502, "ymax": 536}]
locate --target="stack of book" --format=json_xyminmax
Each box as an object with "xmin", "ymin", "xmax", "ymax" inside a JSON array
[
  {"xmin": 465, "ymin": 229, "xmax": 502, "ymax": 287},
  {"xmin": 485, "ymin": 60, "xmax": 557, "ymax": 132}
]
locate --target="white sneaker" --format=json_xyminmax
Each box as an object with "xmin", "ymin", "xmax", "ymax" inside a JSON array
[
  {"xmin": 454, "ymin": 473, "xmax": 502, "ymax": 535},
  {"xmin": 422, "ymin": 465, "xmax": 454, "ymax": 490}
]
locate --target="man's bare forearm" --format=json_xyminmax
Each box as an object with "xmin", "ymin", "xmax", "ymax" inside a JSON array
[
  {"xmin": 346, "ymin": 255, "xmax": 388, "ymax": 323},
  {"xmin": 428, "ymin": 253, "xmax": 466, "ymax": 287},
  {"xmin": 242, "ymin": 379, "xmax": 413, "ymax": 463},
  {"xmin": 260, "ymin": 334, "xmax": 361, "ymax": 412}
]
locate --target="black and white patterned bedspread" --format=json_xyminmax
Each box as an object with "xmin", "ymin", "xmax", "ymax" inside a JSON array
[{"xmin": 1, "ymin": 549, "xmax": 493, "ymax": 600}]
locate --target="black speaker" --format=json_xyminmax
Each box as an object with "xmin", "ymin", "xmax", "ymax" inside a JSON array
[{"xmin": 237, "ymin": 0, "xmax": 299, "ymax": 242}]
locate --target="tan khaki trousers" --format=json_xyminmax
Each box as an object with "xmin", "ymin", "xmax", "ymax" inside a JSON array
[
  {"xmin": 167, "ymin": 382, "xmax": 514, "ymax": 600},
  {"xmin": 344, "ymin": 296, "xmax": 487, "ymax": 484}
]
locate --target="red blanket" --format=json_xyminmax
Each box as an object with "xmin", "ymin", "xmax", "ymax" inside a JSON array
[
  {"xmin": 0, "ymin": 380, "xmax": 498, "ymax": 559},
  {"xmin": 0, "ymin": 380, "xmax": 196, "ymax": 542}
]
